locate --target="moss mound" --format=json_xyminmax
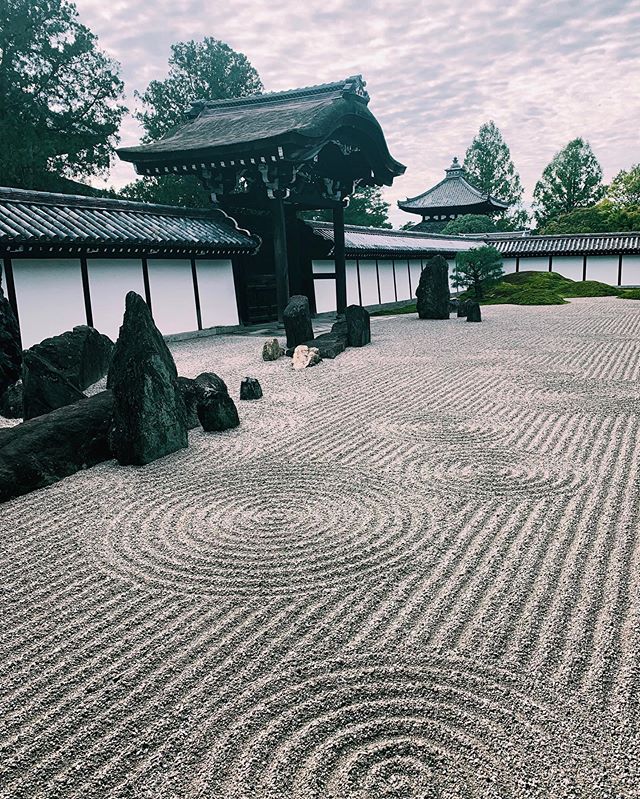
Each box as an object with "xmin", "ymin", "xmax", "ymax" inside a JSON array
[
  {"xmin": 620, "ymin": 288, "xmax": 640, "ymax": 300},
  {"xmin": 461, "ymin": 270, "xmax": 622, "ymax": 306}
]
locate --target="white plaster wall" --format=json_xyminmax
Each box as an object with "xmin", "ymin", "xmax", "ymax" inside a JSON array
[
  {"xmin": 313, "ymin": 279, "xmax": 336, "ymax": 313},
  {"xmin": 502, "ymin": 258, "xmax": 517, "ymax": 275},
  {"xmin": 586, "ymin": 255, "xmax": 619, "ymax": 285},
  {"xmin": 447, "ymin": 259, "xmax": 457, "ymax": 291},
  {"xmin": 395, "ymin": 260, "xmax": 411, "ymax": 301},
  {"xmin": 147, "ymin": 259, "xmax": 197, "ymax": 335},
  {"xmin": 196, "ymin": 259, "xmax": 239, "ymax": 327},
  {"xmin": 346, "ymin": 262, "xmax": 359, "ymax": 305},
  {"xmin": 519, "ymin": 256, "xmax": 549, "ymax": 273},
  {"xmin": 87, "ymin": 259, "xmax": 145, "ymax": 341},
  {"xmin": 409, "ymin": 260, "xmax": 423, "ymax": 298},
  {"xmin": 358, "ymin": 260, "xmax": 380, "ymax": 306},
  {"xmin": 551, "ymin": 256, "xmax": 584, "ymax": 282},
  {"xmin": 621, "ymin": 255, "xmax": 640, "ymax": 285},
  {"xmin": 12, "ymin": 258, "xmax": 85, "ymax": 348},
  {"xmin": 377, "ymin": 260, "xmax": 396, "ymax": 303},
  {"xmin": 312, "ymin": 259, "xmax": 335, "ymax": 275}
]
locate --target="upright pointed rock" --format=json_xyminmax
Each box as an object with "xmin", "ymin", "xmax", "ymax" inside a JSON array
[
  {"xmin": 108, "ymin": 292, "xmax": 187, "ymax": 465},
  {"xmin": 416, "ymin": 255, "xmax": 450, "ymax": 319}
]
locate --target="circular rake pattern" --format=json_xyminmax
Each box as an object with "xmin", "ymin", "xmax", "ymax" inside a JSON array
[
  {"xmin": 81, "ymin": 462, "xmax": 432, "ymax": 597},
  {"xmin": 195, "ymin": 653, "xmax": 614, "ymax": 799}
]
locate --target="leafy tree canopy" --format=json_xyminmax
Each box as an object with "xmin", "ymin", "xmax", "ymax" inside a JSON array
[
  {"xmin": 452, "ymin": 245, "xmax": 503, "ymax": 300},
  {"xmin": 135, "ymin": 37, "xmax": 263, "ymax": 142},
  {"xmin": 463, "ymin": 121, "xmax": 525, "ymax": 218},
  {"xmin": 301, "ymin": 185, "xmax": 392, "ymax": 228},
  {"xmin": 0, "ymin": 0, "xmax": 127, "ymax": 190},
  {"xmin": 533, "ymin": 138, "xmax": 604, "ymax": 227},
  {"xmin": 442, "ymin": 214, "xmax": 497, "ymax": 235},
  {"xmin": 119, "ymin": 175, "xmax": 211, "ymax": 208},
  {"xmin": 540, "ymin": 199, "xmax": 640, "ymax": 234},
  {"xmin": 607, "ymin": 164, "xmax": 640, "ymax": 207}
]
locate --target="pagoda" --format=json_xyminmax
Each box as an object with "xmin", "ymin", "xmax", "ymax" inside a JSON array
[{"xmin": 398, "ymin": 158, "xmax": 508, "ymax": 232}]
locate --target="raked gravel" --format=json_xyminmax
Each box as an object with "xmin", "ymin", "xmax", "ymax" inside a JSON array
[{"xmin": 1, "ymin": 297, "xmax": 639, "ymax": 798}]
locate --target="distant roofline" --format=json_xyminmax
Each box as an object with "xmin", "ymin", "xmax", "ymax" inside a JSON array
[{"xmin": 309, "ymin": 219, "xmax": 473, "ymax": 242}]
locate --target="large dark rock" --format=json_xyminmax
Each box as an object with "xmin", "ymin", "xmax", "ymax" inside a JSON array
[
  {"xmin": 30, "ymin": 325, "xmax": 113, "ymax": 391},
  {"xmin": 240, "ymin": 377, "xmax": 263, "ymax": 400},
  {"xmin": 330, "ymin": 318, "xmax": 349, "ymax": 346},
  {"xmin": 286, "ymin": 332, "xmax": 346, "ymax": 359},
  {"xmin": 176, "ymin": 377, "xmax": 200, "ymax": 430},
  {"xmin": 416, "ymin": 255, "xmax": 450, "ymax": 319},
  {"xmin": 466, "ymin": 301, "xmax": 482, "ymax": 322},
  {"xmin": 0, "ymin": 391, "xmax": 113, "ymax": 503},
  {"xmin": 196, "ymin": 376, "xmax": 240, "ymax": 431},
  {"xmin": 283, "ymin": 295, "xmax": 313, "ymax": 349},
  {"xmin": 0, "ymin": 285, "xmax": 21, "ymax": 397},
  {"xmin": 0, "ymin": 380, "xmax": 23, "ymax": 419},
  {"xmin": 457, "ymin": 300, "xmax": 470, "ymax": 318},
  {"xmin": 345, "ymin": 305, "xmax": 371, "ymax": 347},
  {"xmin": 22, "ymin": 349, "xmax": 86, "ymax": 421},
  {"xmin": 108, "ymin": 291, "xmax": 187, "ymax": 465}
]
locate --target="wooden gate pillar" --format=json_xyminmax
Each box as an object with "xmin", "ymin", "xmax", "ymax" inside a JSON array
[
  {"xmin": 333, "ymin": 203, "xmax": 347, "ymax": 313},
  {"xmin": 271, "ymin": 194, "xmax": 290, "ymax": 322}
]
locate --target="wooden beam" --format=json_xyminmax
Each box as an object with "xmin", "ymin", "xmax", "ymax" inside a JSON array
[
  {"xmin": 80, "ymin": 257, "xmax": 93, "ymax": 327},
  {"xmin": 375, "ymin": 259, "xmax": 382, "ymax": 304},
  {"xmin": 548, "ymin": 255, "xmax": 553, "ymax": 272},
  {"xmin": 582, "ymin": 254, "xmax": 587, "ymax": 281},
  {"xmin": 191, "ymin": 258, "xmax": 203, "ymax": 330},
  {"xmin": 333, "ymin": 203, "xmax": 347, "ymax": 313},
  {"xmin": 271, "ymin": 194, "xmax": 290, "ymax": 322},
  {"xmin": 618, "ymin": 253, "xmax": 623, "ymax": 286},
  {"xmin": 407, "ymin": 259, "xmax": 412, "ymax": 298},
  {"xmin": 141, "ymin": 258, "xmax": 153, "ymax": 314},
  {"xmin": 515, "ymin": 256, "xmax": 520, "ymax": 273},
  {"xmin": 356, "ymin": 257, "xmax": 363, "ymax": 306},
  {"xmin": 392, "ymin": 258, "xmax": 398, "ymax": 301}
]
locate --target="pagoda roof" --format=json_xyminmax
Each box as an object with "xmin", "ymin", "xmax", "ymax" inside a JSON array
[
  {"xmin": 118, "ymin": 76, "xmax": 405, "ymax": 187},
  {"xmin": 398, "ymin": 158, "xmax": 509, "ymax": 216}
]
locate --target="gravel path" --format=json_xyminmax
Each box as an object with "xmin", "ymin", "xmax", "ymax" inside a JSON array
[{"xmin": 1, "ymin": 297, "xmax": 639, "ymax": 798}]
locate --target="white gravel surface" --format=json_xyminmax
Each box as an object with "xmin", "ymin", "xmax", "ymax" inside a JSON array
[{"xmin": 1, "ymin": 297, "xmax": 639, "ymax": 798}]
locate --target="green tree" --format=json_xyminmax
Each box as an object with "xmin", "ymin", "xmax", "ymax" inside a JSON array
[
  {"xmin": 452, "ymin": 246, "xmax": 503, "ymax": 300},
  {"xmin": 607, "ymin": 164, "xmax": 640, "ymax": 206},
  {"xmin": 442, "ymin": 214, "xmax": 497, "ymax": 235},
  {"xmin": 0, "ymin": 0, "xmax": 126, "ymax": 190},
  {"xmin": 463, "ymin": 121, "xmax": 525, "ymax": 221},
  {"xmin": 540, "ymin": 199, "xmax": 640, "ymax": 234},
  {"xmin": 135, "ymin": 37, "xmax": 263, "ymax": 142},
  {"xmin": 120, "ymin": 37, "xmax": 263, "ymax": 206},
  {"xmin": 301, "ymin": 185, "xmax": 392, "ymax": 228},
  {"xmin": 533, "ymin": 138, "xmax": 604, "ymax": 227}
]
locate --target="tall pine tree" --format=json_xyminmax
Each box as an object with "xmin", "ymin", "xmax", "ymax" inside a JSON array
[
  {"xmin": 533, "ymin": 138, "xmax": 604, "ymax": 227},
  {"xmin": 463, "ymin": 121, "xmax": 525, "ymax": 223}
]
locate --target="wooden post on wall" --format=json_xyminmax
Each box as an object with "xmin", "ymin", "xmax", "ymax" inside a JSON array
[
  {"xmin": 141, "ymin": 258, "xmax": 153, "ymax": 314},
  {"xmin": 191, "ymin": 258, "xmax": 203, "ymax": 330},
  {"xmin": 515, "ymin": 256, "xmax": 520, "ymax": 273},
  {"xmin": 80, "ymin": 257, "xmax": 93, "ymax": 327},
  {"xmin": 618, "ymin": 254, "xmax": 623, "ymax": 286},
  {"xmin": 582, "ymin": 254, "xmax": 587, "ymax": 281},
  {"xmin": 333, "ymin": 203, "xmax": 347, "ymax": 313},
  {"xmin": 548, "ymin": 255, "xmax": 553, "ymax": 272},
  {"xmin": 2, "ymin": 256, "xmax": 21, "ymax": 345},
  {"xmin": 271, "ymin": 194, "xmax": 290, "ymax": 322}
]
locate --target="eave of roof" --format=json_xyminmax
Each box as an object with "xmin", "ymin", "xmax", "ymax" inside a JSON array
[
  {"xmin": 0, "ymin": 186, "xmax": 260, "ymax": 256},
  {"xmin": 487, "ymin": 231, "xmax": 640, "ymax": 256},
  {"xmin": 398, "ymin": 173, "xmax": 509, "ymax": 215}
]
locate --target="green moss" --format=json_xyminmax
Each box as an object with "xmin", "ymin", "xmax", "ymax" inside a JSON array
[
  {"xmin": 562, "ymin": 280, "xmax": 621, "ymax": 297},
  {"xmin": 460, "ymin": 270, "xmax": 621, "ymax": 306},
  {"xmin": 619, "ymin": 288, "xmax": 640, "ymax": 300},
  {"xmin": 370, "ymin": 302, "xmax": 417, "ymax": 316}
]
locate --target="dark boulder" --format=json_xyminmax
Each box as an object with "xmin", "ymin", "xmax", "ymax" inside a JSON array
[
  {"xmin": 194, "ymin": 372, "xmax": 229, "ymax": 395},
  {"xmin": 283, "ymin": 295, "xmax": 313, "ymax": 349},
  {"xmin": 416, "ymin": 255, "xmax": 450, "ymax": 319},
  {"xmin": 22, "ymin": 349, "xmax": 86, "ymax": 420},
  {"xmin": 330, "ymin": 317, "xmax": 349, "ymax": 346},
  {"xmin": 309, "ymin": 333, "xmax": 346, "ymax": 359},
  {"xmin": 176, "ymin": 377, "xmax": 200, "ymax": 430},
  {"xmin": 0, "ymin": 285, "xmax": 21, "ymax": 397},
  {"xmin": 262, "ymin": 338, "xmax": 283, "ymax": 361},
  {"xmin": 457, "ymin": 300, "xmax": 470, "ymax": 318},
  {"xmin": 196, "ymin": 384, "xmax": 240, "ymax": 431},
  {"xmin": 449, "ymin": 299, "xmax": 460, "ymax": 313},
  {"xmin": 466, "ymin": 301, "xmax": 482, "ymax": 322},
  {"xmin": 31, "ymin": 325, "xmax": 113, "ymax": 391},
  {"xmin": 108, "ymin": 291, "xmax": 188, "ymax": 465},
  {"xmin": 0, "ymin": 391, "xmax": 113, "ymax": 503},
  {"xmin": 0, "ymin": 380, "xmax": 23, "ymax": 419},
  {"xmin": 345, "ymin": 305, "xmax": 371, "ymax": 347},
  {"xmin": 240, "ymin": 377, "xmax": 263, "ymax": 400}
]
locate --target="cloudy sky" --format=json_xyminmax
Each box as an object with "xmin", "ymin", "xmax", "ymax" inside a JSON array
[{"xmin": 76, "ymin": 0, "xmax": 640, "ymax": 226}]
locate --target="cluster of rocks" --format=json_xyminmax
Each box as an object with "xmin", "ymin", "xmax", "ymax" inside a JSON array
[
  {"xmin": 272, "ymin": 294, "xmax": 371, "ymax": 370},
  {"xmin": 0, "ymin": 291, "xmax": 262, "ymax": 501},
  {"xmin": 416, "ymin": 255, "xmax": 482, "ymax": 323}
]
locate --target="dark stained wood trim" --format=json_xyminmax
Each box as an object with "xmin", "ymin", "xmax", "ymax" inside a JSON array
[
  {"xmin": 313, "ymin": 272, "xmax": 337, "ymax": 279},
  {"xmin": 271, "ymin": 195, "xmax": 290, "ymax": 322},
  {"xmin": 191, "ymin": 258, "xmax": 203, "ymax": 330},
  {"xmin": 375, "ymin": 258, "xmax": 381, "ymax": 304},
  {"xmin": 618, "ymin": 254, "xmax": 623, "ymax": 286},
  {"xmin": 231, "ymin": 255, "xmax": 248, "ymax": 326},
  {"xmin": 356, "ymin": 257, "xmax": 362, "ymax": 306},
  {"xmin": 80, "ymin": 257, "xmax": 93, "ymax": 327},
  {"xmin": 515, "ymin": 256, "xmax": 520, "ymax": 273},
  {"xmin": 141, "ymin": 257, "xmax": 153, "ymax": 314},
  {"xmin": 2, "ymin": 256, "xmax": 21, "ymax": 343},
  {"xmin": 582, "ymin": 254, "xmax": 587, "ymax": 281},
  {"xmin": 333, "ymin": 204, "xmax": 347, "ymax": 314},
  {"xmin": 420, "ymin": 257, "xmax": 424, "ymax": 272},
  {"xmin": 548, "ymin": 255, "xmax": 553, "ymax": 272},
  {"xmin": 392, "ymin": 258, "xmax": 398, "ymax": 302},
  {"xmin": 407, "ymin": 259, "xmax": 412, "ymax": 297}
]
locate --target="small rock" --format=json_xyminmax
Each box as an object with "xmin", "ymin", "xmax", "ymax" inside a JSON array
[
  {"xmin": 292, "ymin": 345, "xmax": 321, "ymax": 370},
  {"xmin": 345, "ymin": 305, "xmax": 371, "ymax": 347},
  {"xmin": 466, "ymin": 301, "xmax": 482, "ymax": 322},
  {"xmin": 240, "ymin": 377, "xmax": 263, "ymax": 400},
  {"xmin": 194, "ymin": 372, "xmax": 229, "ymax": 395},
  {"xmin": 0, "ymin": 379, "xmax": 23, "ymax": 419},
  {"xmin": 196, "ymin": 387, "xmax": 240, "ymax": 431},
  {"xmin": 262, "ymin": 338, "xmax": 283, "ymax": 361},
  {"xmin": 283, "ymin": 295, "xmax": 313, "ymax": 349}
]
